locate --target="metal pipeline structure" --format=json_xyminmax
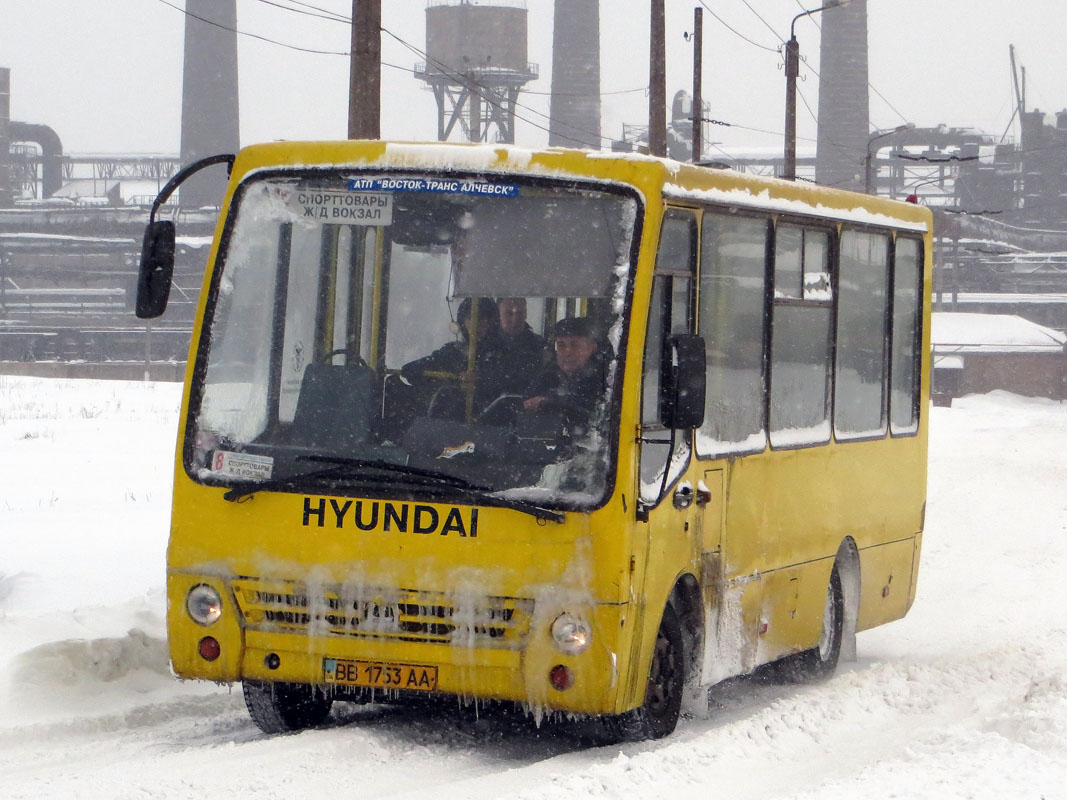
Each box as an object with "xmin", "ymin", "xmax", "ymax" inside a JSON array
[
  {"xmin": 10, "ymin": 121, "xmax": 63, "ymax": 200},
  {"xmin": 1, "ymin": 67, "xmax": 65, "ymax": 204}
]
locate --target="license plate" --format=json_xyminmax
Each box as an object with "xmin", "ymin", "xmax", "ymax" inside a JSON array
[{"xmin": 323, "ymin": 658, "xmax": 438, "ymax": 691}]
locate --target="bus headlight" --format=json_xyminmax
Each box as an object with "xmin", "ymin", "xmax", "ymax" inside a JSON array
[
  {"xmin": 551, "ymin": 613, "xmax": 591, "ymax": 655},
  {"xmin": 186, "ymin": 584, "xmax": 223, "ymax": 626}
]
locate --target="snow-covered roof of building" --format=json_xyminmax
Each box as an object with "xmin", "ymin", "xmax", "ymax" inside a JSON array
[{"xmin": 932, "ymin": 312, "xmax": 1067, "ymax": 354}]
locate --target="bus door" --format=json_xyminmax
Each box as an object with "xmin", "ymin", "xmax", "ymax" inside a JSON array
[
  {"xmin": 695, "ymin": 210, "xmax": 774, "ymax": 682},
  {"xmin": 635, "ymin": 208, "xmax": 700, "ymax": 629}
]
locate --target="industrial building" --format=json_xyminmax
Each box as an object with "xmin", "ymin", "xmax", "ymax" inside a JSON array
[{"xmin": 1, "ymin": 1, "xmax": 1065, "ymax": 394}]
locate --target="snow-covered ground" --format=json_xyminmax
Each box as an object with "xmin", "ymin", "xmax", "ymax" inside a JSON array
[{"xmin": 1, "ymin": 375, "xmax": 1065, "ymax": 799}]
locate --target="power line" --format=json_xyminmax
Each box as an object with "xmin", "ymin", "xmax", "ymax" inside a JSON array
[
  {"xmin": 155, "ymin": 0, "xmax": 347, "ymax": 55},
  {"xmin": 380, "ymin": 26, "xmax": 613, "ymax": 147},
  {"xmin": 255, "ymin": 0, "xmax": 647, "ymax": 98},
  {"xmin": 697, "ymin": 0, "xmax": 778, "ymax": 54},
  {"xmin": 738, "ymin": 0, "xmax": 786, "ymax": 44},
  {"xmin": 253, "ymin": 0, "xmax": 348, "ymax": 24},
  {"xmin": 787, "ymin": 0, "xmax": 911, "ymax": 128}
]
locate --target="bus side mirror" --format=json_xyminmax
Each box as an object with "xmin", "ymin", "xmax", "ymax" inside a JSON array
[
  {"xmin": 136, "ymin": 220, "xmax": 176, "ymax": 319},
  {"xmin": 660, "ymin": 334, "xmax": 706, "ymax": 430},
  {"xmin": 134, "ymin": 153, "xmax": 235, "ymax": 320}
]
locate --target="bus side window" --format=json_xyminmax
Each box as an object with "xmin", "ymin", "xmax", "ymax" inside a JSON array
[
  {"xmin": 639, "ymin": 209, "xmax": 696, "ymax": 506},
  {"xmin": 890, "ymin": 237, "xmax": 922, "ymax": 435},
  {"xmin": 768, "ymin": 224, "xmax": 833, "ymax": 448},
  {"xmin": 697, "ymin": 213, "xmax": 769, "ymax": 457},
  {"xmin": 835, "ymin": 229, "xmax": 890, "ymax": 439}
]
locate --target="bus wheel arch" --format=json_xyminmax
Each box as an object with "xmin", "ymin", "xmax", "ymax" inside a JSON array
[
  {"xmin": 835, "ymin": 537, "xmax": 861, "ymax": 663},
  {"xmin": 605, "ymin": 574, "xmax": 701, "ymax": 741},
  {"xmin": 669, "ymin": 573, "xmax": 704, "ymax": 688},
  {"xmin": 600, "ymin": 601, "xmax": 685, "ymax": 741}
]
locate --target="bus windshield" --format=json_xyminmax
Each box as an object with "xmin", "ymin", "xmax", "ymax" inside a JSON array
[{"xmin": 187, "ymin": 172, "xmax": 638, "ymax": 509}]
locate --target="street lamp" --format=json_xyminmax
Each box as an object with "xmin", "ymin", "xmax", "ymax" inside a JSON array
[
  {"xmin": 783, "ymin": 0, "xmax": 851, "ymax": 181},
  {"xmin": 864, "ymin": 123, "xmax": 916, "ymax": 194}
]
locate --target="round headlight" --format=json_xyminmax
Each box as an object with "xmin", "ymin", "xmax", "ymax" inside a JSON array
[
  {"xmin": 551, "ymin": 613, "xmax": 592, "ymax": 655},
  {"xmin": 186, "ymin": 584, "xmax": 223, "ymax": 626}
]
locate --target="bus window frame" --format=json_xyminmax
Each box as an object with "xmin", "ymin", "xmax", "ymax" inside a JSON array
[
  {"xmin": 887, "ymin": 233, "xmax": 925, "ymax": 439},
  {"xmin": 692, "ymin": 205, "xmax": 773, "ymax": 462},
  {"xmin": 181, "ymin": 166, "xmax": 645, "ymax": 516},
  {"xmin": 766, "ymin": 216, "xmax": 838, "ymax": 452},
  {"xmin": 833, "ymin": 224, "xmax": 893, "ymax": 444}
]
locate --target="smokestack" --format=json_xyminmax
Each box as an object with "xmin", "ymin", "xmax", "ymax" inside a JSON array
[
  {"xmin": 815, "ymin": 0, "xmax": 869, "ymax": 191},
  {"xmin": 549, "ymin": 0, "xmax": 601, "ymax": 150},
  {"xmin": 0, "ymin": 67, "xmax": 11, "ymax": 208},
  {"xmin": 180, "ymin": 0, "xmax": 240, "ymax": 209}
]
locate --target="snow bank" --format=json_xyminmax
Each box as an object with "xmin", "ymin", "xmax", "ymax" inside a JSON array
[{"xmin": 0, "ymin": 376, "xmax": 1065, "ymax": 798}]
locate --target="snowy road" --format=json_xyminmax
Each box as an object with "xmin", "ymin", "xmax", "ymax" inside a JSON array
[{"xmin": 1, "ymin": 377, "xmax": 1065, "ymax": 799}]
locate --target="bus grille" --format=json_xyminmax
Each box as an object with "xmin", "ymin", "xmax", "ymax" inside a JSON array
[{"xmin": 230, "ymin": 578, "xmax": 534, "ymax": 647}]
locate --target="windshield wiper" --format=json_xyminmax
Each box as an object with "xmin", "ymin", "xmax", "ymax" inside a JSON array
[
  {"xmin": 298, "ymin": 455, "xmax": 485, "ymax": 486},
  {"xmin": 221, "ymin": 455, "xmax": 564, "ymax": 522},
  {"xmin": 222, "ymin": 456, "xmax": 482, "ymax": 502}
]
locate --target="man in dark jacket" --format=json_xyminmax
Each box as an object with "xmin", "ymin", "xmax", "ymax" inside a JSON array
[
  {"xmin": 494, "ymin": 297, "xmax": 549, "ymax": 395},
  {"xmin": 400, "ymin": 297, "xmax": 501, "ymax": 418},
  {"xmin": 523, "ymin": 316, "xmax": 605, "ymax": 427}
]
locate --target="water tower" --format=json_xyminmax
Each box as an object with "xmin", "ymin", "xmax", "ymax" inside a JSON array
[{"xmin": 415, "ymin": 1, "xmax": 538, "ymax": 144}]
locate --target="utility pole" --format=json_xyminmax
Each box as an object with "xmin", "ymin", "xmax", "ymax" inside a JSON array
[
  {"xmin": 348, "ymin": 0, "xmax": 381, "ymax": 140},
  {"xmin": 649, "ymin": 0, "xmax": 666, "ymax": 157},
  {"xmin": 783, "ymin": 32, "xmax": 800, "ymax": 180},
  {"xmin": 692, "ymin": 7, "xmax": 703, "ymax": 163},
  {"xmin": 784, "ymin": 1, "xmax": 850, "ymax": 181}
]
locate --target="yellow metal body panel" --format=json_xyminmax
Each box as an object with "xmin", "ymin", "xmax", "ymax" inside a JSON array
[{"xmin": 166, "ymin": 140, "xmax": 931, "ymax": 717}]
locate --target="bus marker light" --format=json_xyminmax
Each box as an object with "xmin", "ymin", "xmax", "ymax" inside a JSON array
[
  {"xmin": 198, "ymin": 636, "xmax": 221, "ymax": 661},
  {"xmin": 549, "ymin": 665, "xmax": 574, "ymax": 691},
  {"xmin": 265, "ymin": 653, "xmax": 281, "ymax": 670}
]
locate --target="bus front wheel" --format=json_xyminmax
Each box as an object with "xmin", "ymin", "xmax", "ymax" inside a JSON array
[
  {"xmin": 242, "ymin": 680, "xmax": 333, "ymax": 734},
  {"xmin": 601, "ymin": 603, "xmax": 685, "ymax": 742}
]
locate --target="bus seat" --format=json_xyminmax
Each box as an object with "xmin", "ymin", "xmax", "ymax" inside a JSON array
[{"xmin": 290, "ymin": 362, "xmax": 375, "ymax": 452}]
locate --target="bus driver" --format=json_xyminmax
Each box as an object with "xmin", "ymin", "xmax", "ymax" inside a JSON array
[{"xmin": 523, "ymin": 316, "xmax": 605, "ymax": 428}]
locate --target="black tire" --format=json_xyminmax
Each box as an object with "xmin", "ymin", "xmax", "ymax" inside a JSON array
[
  {"xmin": 600, "ymin": 603, "xmax": 685, "ymax": 742},
  {"xmin": 776, "ymin": 565, "xmax": 844, "ymax": 683},
  {"xmin": 242, "ymin": 681, "xmax": 333, "ymax": 734}
]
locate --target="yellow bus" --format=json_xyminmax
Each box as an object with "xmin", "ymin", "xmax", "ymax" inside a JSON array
[{"xmin": 138, "ymin": 141, "xmax": 930, "ymax": 740}]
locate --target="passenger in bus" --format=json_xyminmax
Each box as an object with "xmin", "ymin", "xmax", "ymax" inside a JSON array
[
  {"xmin": 523, "ymin": 316, "xmax": 605, "ymax": 428},
  {"xmin": 400, "ymin": 297, "xmax": 501, "ymax": 418},
  {"xmin": 493, "ymin": 297, "xmax": 550, "ymax": 394}
]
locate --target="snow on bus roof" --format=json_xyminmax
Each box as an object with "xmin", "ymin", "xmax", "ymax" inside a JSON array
[
  {"xmin": 663, "ymin": 183, "xmax": 929, "ymax": 232},
  {"xmin": 382, "ymin": 142, "xmax": 533, "ymax": 170}
]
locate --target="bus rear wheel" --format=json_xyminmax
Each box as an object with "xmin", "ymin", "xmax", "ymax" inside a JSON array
[
  {"xmin": 600, "ymin": 603, "xmax": 685, "ymax": 742},
  {"xmin": 777, "ymin": 565, "xmax": 844, "ymax": 683},
  {"xmin": 242, "ymin": 681, "xmax": 333, "ymax": 734}
]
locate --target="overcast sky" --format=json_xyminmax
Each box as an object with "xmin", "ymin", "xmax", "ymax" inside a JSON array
[{"xmin": 2, "ymin": 0, "xmax": 1065, "ymax": 157}]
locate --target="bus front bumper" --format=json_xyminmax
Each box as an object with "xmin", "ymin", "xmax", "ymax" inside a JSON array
[{"xmin": 167, "ymin": 572, "xmax": 629, "ymax": 716}]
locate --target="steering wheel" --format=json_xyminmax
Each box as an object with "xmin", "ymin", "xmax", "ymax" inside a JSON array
[
  {"xmin": 475, "ymin": 394, "xmax": 524, "ymax": 426},
  {"xmin": 319, "ymin": 348, "xmax": 370, "ymax": 368}
]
